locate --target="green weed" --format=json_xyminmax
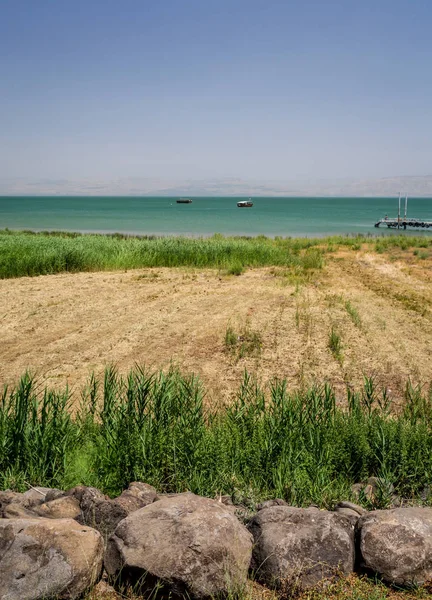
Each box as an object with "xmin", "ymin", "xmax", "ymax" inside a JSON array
[
  {"xmin": 227, "ymin": 263, "xmax": 244, "ymax": 276},
  {"xmin": 224, "ymin": 326, "xmax": 238, "ymax": 349},
  {"xmin": 224, "ymin": 322, "xmax": 262, "ymax": 360},
  {"xmin": 328, "ymin": 327, "xmax": 343, "ymax": 363},
  {"xmin": 344, "ymin": 300, "xmax": 362, "ymax": 328}
]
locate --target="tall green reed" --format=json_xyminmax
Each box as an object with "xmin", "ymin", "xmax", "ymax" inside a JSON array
[
  {"xmin": 0, "ymin": 373, "xmax": 75, "ymax": 487},
  {"xmin": 0, "ymin": 231, "xmax": 326, "ymax": 278},
  {"xmin": 2, "ymin": 368, "xmax": 432, "ymax": 506}
]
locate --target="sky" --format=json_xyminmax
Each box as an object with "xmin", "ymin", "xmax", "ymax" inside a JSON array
[{"xmin": 1, "ymin": 0, "xmax": 432, "ymax": 189}]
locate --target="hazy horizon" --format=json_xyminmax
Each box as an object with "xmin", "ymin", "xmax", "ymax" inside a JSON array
[{"xmin": 1, "ymin": 174, "xmax": 432, "ymax": 198}]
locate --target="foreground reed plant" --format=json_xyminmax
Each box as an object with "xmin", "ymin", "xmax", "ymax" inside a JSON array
[{"xmin": 1, "ymin": 368, "xmax": 432, "ymax": 507}]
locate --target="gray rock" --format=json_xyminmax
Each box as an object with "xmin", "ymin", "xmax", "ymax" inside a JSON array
[
  {"xmin": 34, "ymin": 496, "xmax": 81, "ymax": 520},
  {"xmin": 124, "ymin": 481, "xmax": 158, "ymax": 501},
  {"xmin": 105, "ymin": 492, "xmax": 253, "ymax": 599},
  {"xmin": 363, "ymin": 484, "xmax": 374, "ymax": 501},
  {"xmin": 68, "ymin": 483, "xmax": 157, "ymax": 538},
  {"xmin": 334, "ymin": 507, "xmax": 361, "ymax": 519},
  {"xmin": 248, "ymin": 506, "xmax": 355, "ymax": 592},
  {"xmin": 81, "ymin": 499, "xmax": 129, "ymax": 539},
  {"xmin": 1, "ymin": 488, "xmax": 55, "ymax": 517},
  {"xmin": 334, "ymin": 501, "xmax": 366, "ymax": 516},
  {"xmin": 67, "ymin": 485, "xmax": 108, "ymax": 508},
  {"xmin": 0, "ymin": 490, "xmax": 21, "ymax": 505},
  {"xmin": 0, "ymin": 491, "xmax": 24, "ymax": 517},
  {"xmin": 22, "ymin": 487, "xmax": 53, "ymax": 507},
  {"xmin": 2, "ymin": 488, "xmax": 71, "ymax": 519},
  {"xmin": 44, "ymin": 488, "xmax": 67, "ymax": 503},
  {"xmin": 0, "ymin": 517, "xmax": 103, "ymax": 600},
  {"xmin": 351, "ymin": 483, "xmax": 363, "ymax": 499},
  {"xmin": 113, "ymin": 481, "xmax": 158, "ymax": 513},
  {"xmin": 157, "ymin": 490, "xmax": 193, "ymax": 499},
  {"xmin": 2, "ymin": 503, "xmax": 38, "ymax": 519},
  {"xmin": 257, "ymin": 499, "xmax": 289, "ymax": 511},
  {"xmin": 357, "ymin": 507, "xmax": 432, "ymax": 586}
]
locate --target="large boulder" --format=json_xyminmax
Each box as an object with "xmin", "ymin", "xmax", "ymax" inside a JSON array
[
  {"xmin": 0, "ymin": 517, "xmax": 103, "ymax": 600},
  {"xmin": 248, "ymin": 506, "xmax": 355, "ymax": 592},
  {"xmin": 357, "ymin": 507, "xmax": 432, "ymax": 586},
  {"xmin": 105, "ymin": 492, "xmax": 253, "ymax": 599}
]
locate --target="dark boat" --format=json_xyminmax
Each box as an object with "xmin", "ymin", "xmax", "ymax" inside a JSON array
[{"xmin": 177, "ymin": 198, "xmax": 193, "ymax": 204}]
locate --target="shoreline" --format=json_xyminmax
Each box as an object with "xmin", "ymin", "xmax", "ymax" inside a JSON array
[
  {"xmin": 2, "ymin": 226, "xmax": 432, "ymax": 240},
  {"xmin": 1, "ymin": 226, "xmax": 361, "ymax": 239}
]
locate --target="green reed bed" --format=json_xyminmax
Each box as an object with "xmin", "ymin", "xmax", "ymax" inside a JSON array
[
  {"xmin": 2, "ymin": 229, "xmax": 431, "ymax": 279},
  {"xmin": 0, "ymin": 230, "xmax": 327, "ymax": 278},
  {"xmin": 2, "ymin": 367, "xmax": 432, "ymax": 508}
]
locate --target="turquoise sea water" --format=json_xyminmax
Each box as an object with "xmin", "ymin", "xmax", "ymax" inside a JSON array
[{"xmin": 0, "ymin": 196, "xmax": 431, "ymax": 237}]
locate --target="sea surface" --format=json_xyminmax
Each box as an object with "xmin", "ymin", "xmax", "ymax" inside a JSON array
[{"xmin": 0, "ymin": 196, "xmax": 431, "ymax": 237}]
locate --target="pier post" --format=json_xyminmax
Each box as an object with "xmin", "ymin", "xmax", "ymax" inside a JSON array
[{"xmin": 398, "ymin": 193, "xmax": 401, "ymax": 229}]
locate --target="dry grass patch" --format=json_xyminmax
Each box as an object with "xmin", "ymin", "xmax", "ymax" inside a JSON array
[{"xmin": 0, "ymin": 244, "xmax": 431, "ymax": 405}]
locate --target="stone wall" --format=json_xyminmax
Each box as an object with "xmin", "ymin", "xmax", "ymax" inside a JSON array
[{"xmin": 1, "ymin": 484, "xmax": 432, "ymax": 599}]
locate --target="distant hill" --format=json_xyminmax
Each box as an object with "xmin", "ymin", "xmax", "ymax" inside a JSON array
[{"xmin": 1, "ymin": 175, "xmax": 432, "ymax": 196}]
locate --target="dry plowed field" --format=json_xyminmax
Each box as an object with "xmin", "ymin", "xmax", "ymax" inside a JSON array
[{"xmin": 1, "ymin": 248, "xmax": 431, "ymax": 404}]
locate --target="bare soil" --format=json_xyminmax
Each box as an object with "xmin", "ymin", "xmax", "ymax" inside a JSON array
[{"xmin": 1, "ymin": 247, "xmax": 431, "ymax": 404}]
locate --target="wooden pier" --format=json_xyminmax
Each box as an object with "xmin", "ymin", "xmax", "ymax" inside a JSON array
[{"xmin": 374, "ymin": 218, "xmax": 432, "ymax": 229}]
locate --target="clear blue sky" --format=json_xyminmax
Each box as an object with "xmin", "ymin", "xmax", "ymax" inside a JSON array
[{"xmin": 1, "ymin": 0, "xmax": 431, "ymax": 183}]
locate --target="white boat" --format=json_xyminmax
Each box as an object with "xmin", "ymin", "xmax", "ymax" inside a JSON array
[{"xmin": 237, "ymin": 198, "xmax": 253, "ymax": 207}]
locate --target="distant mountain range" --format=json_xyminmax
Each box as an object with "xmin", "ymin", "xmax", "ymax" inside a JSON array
[{"xmin": 1, "ymin": 175, "xmax": 432, "ymax": 197}]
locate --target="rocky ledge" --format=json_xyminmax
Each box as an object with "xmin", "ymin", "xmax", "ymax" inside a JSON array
[{"xmin": 1, "ymin": 484, "xmax": 432, "ymax": 599}]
